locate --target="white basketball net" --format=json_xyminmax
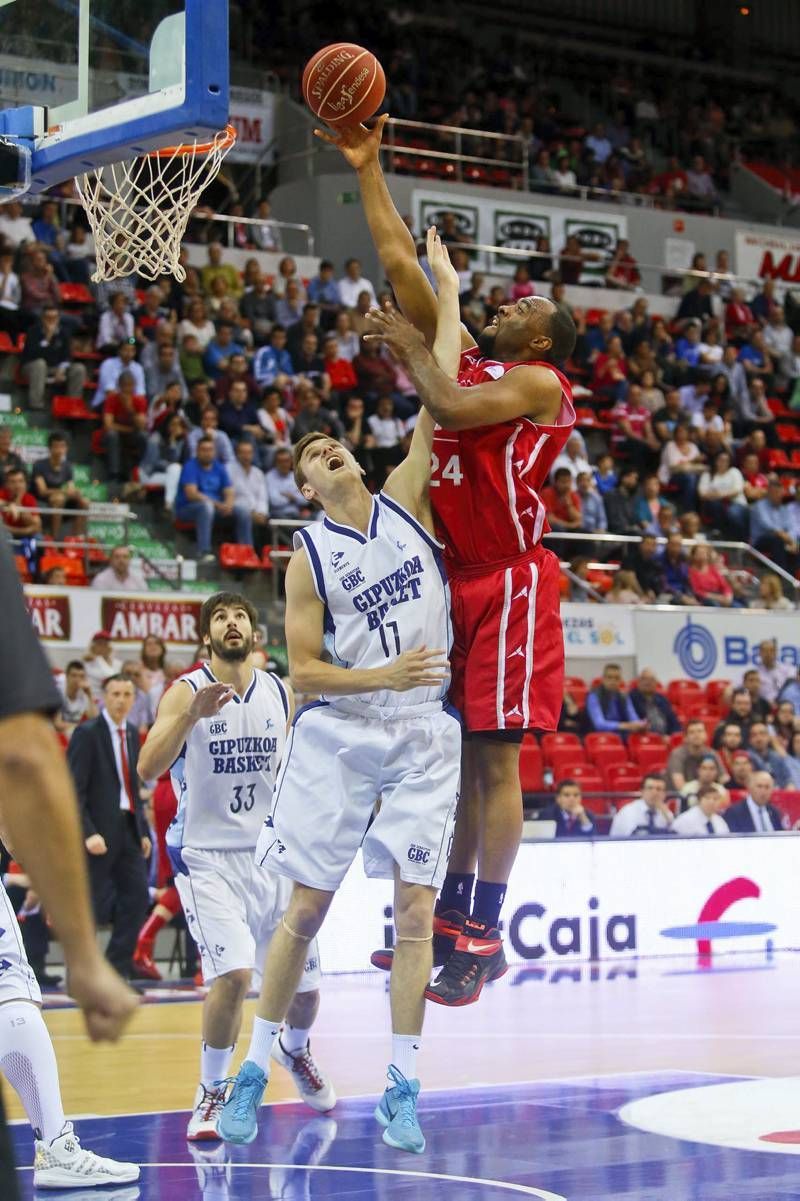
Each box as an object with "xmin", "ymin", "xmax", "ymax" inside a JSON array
[{"xmin": 75, "ymin": 125, "xmax": 236, "ymax": 283}]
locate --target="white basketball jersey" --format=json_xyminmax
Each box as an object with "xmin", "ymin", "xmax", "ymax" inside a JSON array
[
  {"xmin": 295, "ymin": 492, "xmax": 452, "ymax": 711},
  {"xmin": 166, "ymin": 664, "xmax": 289, "ymax": 855}
]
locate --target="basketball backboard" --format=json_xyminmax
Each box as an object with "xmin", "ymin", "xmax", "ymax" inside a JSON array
[{"xmin": 0, "ymin": 0, "xmax": 229, "ymax": 192}]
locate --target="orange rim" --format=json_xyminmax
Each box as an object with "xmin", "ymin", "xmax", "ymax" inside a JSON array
[{"xmin": 147, "ymin": 123, "xmax": 237, "ymax": 159}]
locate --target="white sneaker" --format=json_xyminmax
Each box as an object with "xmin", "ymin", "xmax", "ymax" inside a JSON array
[
  {"xmin": 187, "ymin": 1082, "xmax": 227, "ymax": 1141},
  {"xmin": 33, "ymin": 1123, "xmax": 140, "ymax": 1188},
  {"xmin": 271, "ymin": 1037, "xmax": 336, "ymax": 1112}
]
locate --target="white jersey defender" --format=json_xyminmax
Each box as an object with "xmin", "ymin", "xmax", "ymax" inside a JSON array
[
  {"xmin": 167, "ymin": 664, "xmax": 321, "ymax": 990},
  {"xmin": 256, "ymin": 492, "xmax": 461, "ymax": 892}
]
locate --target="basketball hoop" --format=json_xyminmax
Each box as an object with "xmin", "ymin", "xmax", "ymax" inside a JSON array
[{"xmin": 75, "ymin": 124, "xmax": 237, "ymax": 283}]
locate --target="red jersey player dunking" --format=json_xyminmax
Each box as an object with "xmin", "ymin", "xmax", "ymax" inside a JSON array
[{"xmin": 318, "ymin": 116, "xmax": 576, "ymax": 1006}]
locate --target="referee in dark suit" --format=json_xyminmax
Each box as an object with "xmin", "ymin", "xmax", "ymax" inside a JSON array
[
  {"xmin": 0, "ymin": 532, "xmax": 137, "ymax": 1196},
  {"xmin": 67, "ymin": 676, "xmax": 151, "ymax": 980}
]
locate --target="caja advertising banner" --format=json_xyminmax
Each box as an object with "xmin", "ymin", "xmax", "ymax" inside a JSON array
[
  {"xmin": 317, "ymin": 834, "xmax": 800, "ymax": 973},
  {"xmin": 412, "ymin": 189, "xmax": 627, "ymax": 280},
  {"xmin": 633, "ymin": 608, "xmax": 800, "ymax": 684}
]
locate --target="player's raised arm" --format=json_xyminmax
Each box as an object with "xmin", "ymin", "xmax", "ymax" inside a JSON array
[
  {"xmin": 286, "ymin": 549, "xmax": 448, "ymax": 696},
  {"xmin": 137, "ymin": 678, "xmax": 234, "ymax": 781},
  {"xmin": 314, "ymin": 116, "xmax": 442, "ymax": 347}
]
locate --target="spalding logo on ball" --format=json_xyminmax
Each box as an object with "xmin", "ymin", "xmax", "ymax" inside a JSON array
[{"xmin": 302, "ymin": 43, "xmax": 386, "ymax": 127}]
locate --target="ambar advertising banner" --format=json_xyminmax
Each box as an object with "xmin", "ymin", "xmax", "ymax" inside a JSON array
[{"xmin": 24, "ymin": 586, "xmax": 203, "ymax": 648}]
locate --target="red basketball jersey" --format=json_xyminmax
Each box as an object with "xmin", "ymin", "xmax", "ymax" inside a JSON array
[{"xmin": 430, "ymin": 350, "xmax": 576, "ymax": 568}]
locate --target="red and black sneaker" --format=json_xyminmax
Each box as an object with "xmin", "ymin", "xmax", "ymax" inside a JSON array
[
  {"xmin": 424, "ymin": 920, "xmax": 508, "ymax": 1006},
  {"xmin": 369, "ymin": 909, "xmax": 466, "ymax": 973}
]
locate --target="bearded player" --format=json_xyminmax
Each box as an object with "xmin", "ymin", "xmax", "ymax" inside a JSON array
[{"xmin": 318, "ymin": 116, "xmax": 576, "ymax": 1005}]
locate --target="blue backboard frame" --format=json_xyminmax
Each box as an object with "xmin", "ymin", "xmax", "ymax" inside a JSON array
[{"xmin": 0, "ymin": 0, "xmax": 229, "ymax": 193}]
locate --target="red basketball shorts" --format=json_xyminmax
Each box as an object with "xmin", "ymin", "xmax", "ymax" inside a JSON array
[{"xmin": 448, "ymin": 545, "xmax": 564, "ymax": 733}]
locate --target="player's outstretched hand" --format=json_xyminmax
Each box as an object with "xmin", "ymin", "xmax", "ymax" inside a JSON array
[
  {"xmin": 363, "ymin": 307, "xmax": 426, "ymax": 363},
  {"xmin": 313, "ymin": 113, "xmax": 389, "ymax": 170},
  {"xmin": 426, "ymin": 226, "xmax": 460, "ymax": 293},
  {"xmin": 188, "ymin": 682, "xmax": 235, "ymax": 720},
  {"xmin": 383, "ymin": 647, "xmax": 450, "ymax": 692},
  {"xmin": 67, "ymin": 953, "xmax": 139, "ymax": 1042}
]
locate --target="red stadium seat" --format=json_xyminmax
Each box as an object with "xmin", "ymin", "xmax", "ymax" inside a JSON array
[
  {"xmin": 219, "ymin": 543, "xmax": 261, "ymax": 569},
  {"xmin": 666, "ymin": 679, "xmax": 703, "ymax": 705},
  {"xmin": 627, "ymin": 732, "xmax": 667, "ymax": 753},
  {"xmin": 13, "ymin": 554, "xmax": 31, "ymax": 582},
  {"xmin": 39, "ymin": 553, "xmax": 87, "ymax": 585},
  {"xmin": 549, "ymin": 745, "xmax": 587, "ymax": 776},
  {"xmin": 564, "ymin": 676, "xmax": 588, "ymax": 707},
  {"xmin": 565, "ymin": 765, "xmax": 604, "ymax": 792},
  {"xmin": 605, "ymin": 765, "xmax": 643, "ymax": 792},
  {"xmin": 52, "ymin": 394, "xmax": 99, "ymax": 421},
  {"xmin": 774, "ymin": 790, "xmax": 800, "ymax": 829},
  {"xmin": 631, "ymin": 745, "xmax": 668, "ymax": 772},
  {"xmin": 668, "ymin": 732, "xmax": 685, "ymax": 749},
  {"xmin": 540, "ymin": 732, "xmax": 581, "ymax": 764},
  {"xmin": 704, "ymin": 679, "xmax": 729, "ymax": 710},
  {"xmin": 59, "ymin": 282, "xmax": 94, "ymax": 306},
  {"xmin": 519, "ymin": 742, "xmax": 544, "ymax": 792},
  {"xmin": 584, "ymin": 732, "xmax": 624, "ymax": 753},
  {"xmin": 777, "ymin": 424, "xmax": 800, "ymax": 444},
  {"xmin": 589, "ymin": 745, "xmax": 630, "ymax": 772}
]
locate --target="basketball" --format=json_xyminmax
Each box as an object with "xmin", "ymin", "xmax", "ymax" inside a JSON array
[{"xmin": 302, "ymin": 43, "xmax": 386, "ymax": 128}]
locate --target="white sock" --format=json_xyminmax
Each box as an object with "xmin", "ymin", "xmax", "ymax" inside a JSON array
[
  {"xmin": 200, "ymin": 1041, "xmax": 234, "ymax": 1089},
  {"xmin": 390, "ymin": 1034, "xmax": 421, "ymax": 1083},
  {"xmin": 0, "ymin": 1001, "xmax": 66, "ymax": 1143},
  {"xmin": 245, "ymin": 1015, "xmax": 281, "ymax": 1073},
  {"xmin": 281, "ymin": 1024, "xmax": 311, "ymax": 1054}
]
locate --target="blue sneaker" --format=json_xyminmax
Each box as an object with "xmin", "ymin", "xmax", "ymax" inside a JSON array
[
  {"xmin": 373, "ymin": 1065, "xmax": 425, "ymax": 1154},
  {"xmin": 216, "ymin": 1061, "xmax": 268, "ymax": 1145}
]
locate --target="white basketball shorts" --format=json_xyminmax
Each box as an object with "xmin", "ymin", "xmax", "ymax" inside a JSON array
[
  {"xmin": 0, "ymin": 882, "xmax": 41, "ymax": 1006},
  {"xmin": 255, "ymin": 700, "xmax": 462, "ymax": 892},
  {"xmin": 174, "ymin": 847, "xmax": 321, "ymax": 991}
]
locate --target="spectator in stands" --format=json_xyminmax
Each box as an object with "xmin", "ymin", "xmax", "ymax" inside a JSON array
[
  {"xmin": 605, "ymin": 239, "xmax": 640, "ymax": 289},
  {"xmin": 778, "ymin": 668, "xmax": 800, "ymax": 713},
  {"xmin": 652, "ymin": 389, "xmax": 684, "ymax": 446},
  {"xmin": 120, "ymin": 660, "xmax": 154, "ymax": 734},
  {"xmin": 658, "ymin": 531, "xmax": 697, "ymax": 605},
  {"xmin": 175, "ymin": 434, "xmax": 253, "ymax": 562},
  {"xmin": 696, "ymin": 449, "xmax": 749, "ymax": 538},
  {"xmin": 63, "ymin": 223, "xmax": 94, "ymax": 284},
  {"xmin": 737, "ymin": 667, "xmax": 771, "ymax": 723},
  {"xmin": 251, "ymin": 198, "xmax": 281, "ymax": 252},
  {"xmin": 81, "ymin": 631, "xmax": 123, "ymax": 699},
  {"xmin": 672, "ymin": 783, "xmax": 730, "ymax": 835},
  {"xmin": 575, "ymin": 471, "xmax": 607, "ymax": 534},
  {"xmin": 91, "ymin": 545, "xmax": 147, "ymax": 593},
  {"xmin": 724, "ymin": 748, "xmax": 753, "ymax": 793},
  {"xmin": 585, "ymin": 122, "xmax": 613, "ymax": 164},
  {"xmin": 102, "ymin": 370, "xmax": 147, "ymax": 484},
  {"xmin": 266, "ymin": 447, "xmax": 312, "ymax": 520},
  {"xmin": 668, "ymin": 719, "xmax": 722, "ymax": 790},
  {"xmin": 228, "ymin": 439, "xmax": 269, "ymax": 545},
  {"xmin": 591, "ymin": 333, "xmax": 628, "ymax": 402},
  {"xmin": 96, "ymin": 291, "xmax": 135, "ymax": 355},
  {"xmin": 292, "ymin": 387, "xmax": 344, "ymax": 443},
  {"xmin": 275, "ymin": 279, "xmax": 305, "ymax": 330},
  {"xmin": 510, "ymin": 265, "xmax": 536, "ymax": 301},
  {"xmin": 688, "ymin": 543, "xmax": 737, "ymax": 606},
  {"xmin": 218, "ymin": 378, "xmax": 265, "ymax": 455},
  {"xmin": 368, "ymin": 396, "xmax": 405, "ymax": 479},
  {"xmin": 20, "ymin": 303, "xmax": 87, "ymax": 411},
  {"xmin": 200, "ymin": 242, "xmax": 241, "ymax": 297},
  {"xmin": 584, "ymin": 663, "xmax": 645, "ymax": 736},
  {"xmin": 19, "ymin": 248, "xmax": 61, "ymax": 318},
  {"xmin": 725, "ymin": 288, "xmax": 756, "ymax": 345},
  {"xmin": 622, "ymin": 533, "xmax": 664, "ymax": 601},
  {"xmin": 0, "ymin": 247, "xmax": 22, "ymax": 337},
  {"xmin": 541, "ymin": 466, "xmax": 582, "ymax": 536},
  {"xmin": 0, "ymin": 200, "xmax": 35, "ymax": 248},
  {"xmin": 610, "ymin": 385, "xmax": 660, "ymax": 471},
  {"xmin": 93, "ymin": 338, "xmax": 146, "ymax": 409},
  {"xmin": 178, "ymin": 297, "xmax": 217, "ymax": 352},
  {"xmin": 253, "ymin": 325, "xmax": 294, "ymax": 395},
  {"xmin": 559, "ymin": 234, "xmax": 601, "ymax": 286},
  {"xmin": 145, "ymin": 340, "xmax": 187, "ymax": 403},
  {"xmin": 256, "ymin": 387, "xmax": 293, "ymax": 458},
  {"xmin": 338, "ymin": 257, "xmax": 377, "ymax": 309},
  {"xmin": 530, "ymin": 149, "xmax": 557, "ymax": 192},
  {"xmin": 306, "ymin": 260, "xmax": 342, "ymax": 329},
  {"xmin": 658, "ymin": 422, "xmax": 705, "ymax": 510},
  {"xmin": 749, "ymin": 477, "xmax": 800, "ymax": 575},
  {"xmin": 0, "ymin": 423, "xmax": 24, "ymax": 484},
  {"xmin": 179, "ymin": 334, "xmax": 206, "ymax": 387},
  {"xmin": 753, "ymin": 638, "xmax": 794, "ymax": 703},
  {"xmin": 738, "ymin": 334, "xmax": 774, "ymax": 394},
  {"xmin": 751, "ymin": 278, "xmax": 778, "ymax": 326},
  {"xmin": 609, "ymin": 773, "xmax": 674, "ymax": 837},
  {"xmin": 714, "ymin": 689, "xmax": 755, "ymax": 748},
  {"xmin": 763, "ymin": 306, "xmax": 794, "ymax": 385},
  {"xmin": 604, "ymin": 467, "xmax": 644, "ymax": 535},
  {"xmin": 747, "ymin": 721, "xmax": 792, "ymax": 787},
  {"xmin": 202, "ymin": 321, "xmax": 245, "ymax": 381},
  {"xmin": 240, "ymin": 272, "xmax": 276, "ymax": 346},
  {"xmin": 333, "ymin": 309, "xmax": 360, "ymax": 362},
  {"xmin": 686, "ymin": 156, "xmax": 719, "ymax": 210},
  {"xmin": 320, "ymin": 334, "xmax": 358, "ymax": 407},
  {"xmin": 54, "ymin": 660, "xmax": 98, "ymax": 739},
  {"xmin": 139, "ymin": 635, "xmax": 166, "ymax": 694},
  {"xmin": 593, "ymin": 451, "xmax": 617, "ymax": 496},
  {"xmin": 724, "ymin": 770, "xmax": 784, "ymax": 832},
  {"xmin": 31, "ymin": 431, "xmax": 89, "ymax": 539},
  {"xmin": 759, "ymin": 572, "xmax": 795, "ymax": 611},
  {"xmin": 286, "ymin": 303, "xmax": 323, "ymax": 363},
  {"xmin": 0, "ymin": 467, "xmax": 41, "ymax": 569},
  {"xmin": 550, "ymin": 434, "xmax": 592, "ymax": 485},
  {"xmin": 629, "ymin": 668, "xmax": 682, "ymax": 734},
  {"xmin": 678, "ymin": 754, "xmax": 726, "ymax": 808},
  {"xmin": 353, "ymin": 337, "xmax": 404, "ymax": 409},
  {"xmin": 633, "ymin": 474, "xmax": 668, "ymax": 535},
  {"xmin": 676, "ymin": 278, "xmax": 714, "ymax": 326},
  {"xmin": 135, "ymin": 285, "xmax": 172, "ymax": 344},
  {"xmin": 740, "ymin": 450, "xmax": 769, "ymax": 504},
  {"xmin": 187, "ymin": 405, "xmax": 234, "ymax": 465},
  {"xmin": 537, "ymin": 779, "xmax": 595, "ymax": 838}
]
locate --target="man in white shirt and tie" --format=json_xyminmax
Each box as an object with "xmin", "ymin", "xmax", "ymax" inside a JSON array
[
  {"xmin": 724, "ymin": 770, "xmax": 785, "ymax": 834},
  {"xmin": 672, "ymin": 784, "xmax": 731, "ymax": 836},
  {"xmin": 609, "ymin": 774, "xmax": 675, "ymax": 837}
]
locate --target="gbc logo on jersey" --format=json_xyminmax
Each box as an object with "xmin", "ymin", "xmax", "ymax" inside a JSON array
[
  {"xmin": 407, "ymin": 844, "xmax": 431, "ymax": 864},
  {"xmin": 209, "ymin": 721, "xmax": 227, "ymax": 735},
  {"xmin": 341, "ymin": 568, "xmax": 366, "ymax": 592}
]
